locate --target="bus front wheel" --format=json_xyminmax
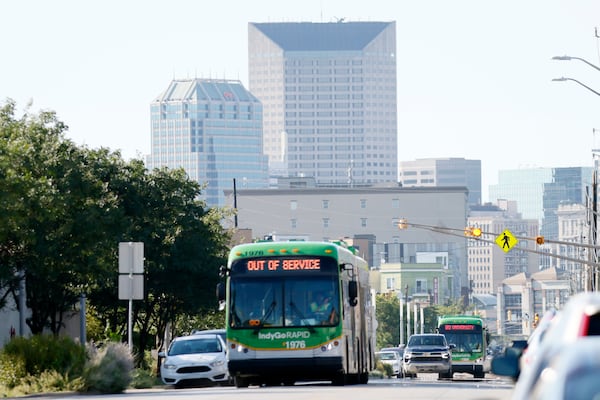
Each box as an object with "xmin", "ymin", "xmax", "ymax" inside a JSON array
[{"xmin": 234, "ymin": 376, "xmax": 249, "ymax": 388}]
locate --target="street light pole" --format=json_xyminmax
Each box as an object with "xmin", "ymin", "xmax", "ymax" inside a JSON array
[
  {"xmin": 552, "ymin": 77, "xmax": 600, "ymax": 97},
  {"xmin": 552, "ymin": 55, "xmax": 600, "ymax": 73}
]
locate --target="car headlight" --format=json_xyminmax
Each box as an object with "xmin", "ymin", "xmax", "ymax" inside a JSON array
[
  {"xmin": 442, "ymin": 352, "xmax": 450, "ymax": 359},
  {"xmin": 163, "ymin": 362, "xmax": 177, "ymax": 370},
  {"xmin": 210, "ymin": 359, "xmax": 225, "ymax": 368}
]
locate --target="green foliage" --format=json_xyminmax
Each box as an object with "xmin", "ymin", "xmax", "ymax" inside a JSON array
[
  {"xmin": 376, "ymin": 293, "xmax": 401, "ymax": 348},
  {"xmin": 16, "ymin": 370, "xmax": 84, "ymax": 395},
  {"xmin": 0, "ymin": 100, "xmax": 234, "ymax": 366},
  {"xmin": 82, "ymin": 342, "xmax": 133, "ymax": 394},
  {"xmin": 130, "ymin": 368, "xmax": 160, "ymax": 389},
  {"xmin": 376, "ymin": 294, "xmax": 468, "ymax": 348},
  {"xmin": 2, "ymin": 335, "xmax": 86, "ymax": 377},
  {"xmin": 174, "ymin": 309, "xmax": 225, "ymax": 336},
  {"xmin": 0, "ymin": 352, "xmax": 26, "ymax": 388}
]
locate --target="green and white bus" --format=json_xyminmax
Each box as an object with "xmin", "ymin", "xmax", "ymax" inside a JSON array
[
  {"xmin": 437, "ymin": 315, "xmax": 490, "ymax": 378},
  {"xmin": 217, "ymin": 240, "xmax": 376, "ymax": 387}
]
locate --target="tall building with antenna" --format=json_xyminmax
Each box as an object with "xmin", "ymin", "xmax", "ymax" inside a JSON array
[{"xmin": 248, "ymin": 21, "xmax": 398, "ymax": 186}]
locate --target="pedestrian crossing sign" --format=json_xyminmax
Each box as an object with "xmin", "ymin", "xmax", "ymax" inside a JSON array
[{"xmin": 495, "ymin": 230, "xmax": 518, "ymax": 253}]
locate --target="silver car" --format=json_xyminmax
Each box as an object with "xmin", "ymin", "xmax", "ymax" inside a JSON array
[
  {"xmin": 159, "ymin": 333, "xmax": 229, "ymax": 387},
  {"xmin": 376, "ymin": 350, "xmax": 402, "ymax": 378}
]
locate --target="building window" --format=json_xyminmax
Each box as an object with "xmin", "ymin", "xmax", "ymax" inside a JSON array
[
  {"xmin": 290, "ymin": 200, "xmax": 297, "ymax": 210},
  {"xmin": 322, "ymin": 200, "xmax": 329, "ymax": 209},
  {"xmin": 323, "ymin": 218, "xmax": 330, "ymax": 228},
  {"xmin": 291, "ymin": 218, "xmax": 297, "ymax": 229},
  {"xmin": 386, "ymin": 277, "xmax": 395, "ymax": 290},
  {"xmin": 416, "ymin": 279, "xmax": 427, "ymax": 293},
  {"xmin": 360, "ymin": 199, "xmax": 367, "ymax": 208},
  {"xmin": 361, "ymin": 218, "xmax": 367, "ymax": 227},
  {"xmin": 392, "ymin": 198, "xmax": 399, "ymax": 208}
]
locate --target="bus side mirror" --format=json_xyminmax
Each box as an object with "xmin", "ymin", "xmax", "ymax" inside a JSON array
[
  {"xmin": 216, "ymin": 282, "xmax": 225, "ymax": 302},
  {"xmin": 348, "ymin": 281, "xmax": 358, "ymax": 307}
]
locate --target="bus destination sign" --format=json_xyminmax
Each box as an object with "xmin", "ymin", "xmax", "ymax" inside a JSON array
[
  {"xmin": 442, "ymin": 324, "xmax": 476, "ymax": 331},
  {"xmin": 246, "ymin": 258, "xmax": 321, "ymax": 272}
]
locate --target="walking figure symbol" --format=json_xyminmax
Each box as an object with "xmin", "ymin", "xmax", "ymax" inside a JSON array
[{"xmin": 502, "ymin": 233, "xmax": 510, "ymax": 249}]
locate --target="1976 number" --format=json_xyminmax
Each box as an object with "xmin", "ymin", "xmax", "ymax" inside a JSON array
[{"xmin": 284, "ymin": 340, "xmax": 306, "ymax": 349}]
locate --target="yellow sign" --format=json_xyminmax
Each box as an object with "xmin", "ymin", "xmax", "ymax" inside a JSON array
[{"xmin": 495, "ymin": 230, "xmax": 518, "ymax": 252}]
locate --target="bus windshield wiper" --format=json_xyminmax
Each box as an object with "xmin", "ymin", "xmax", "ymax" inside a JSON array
[{"xmin": 254, "ymin": 300, "xmax": 276, "ymax": 333}]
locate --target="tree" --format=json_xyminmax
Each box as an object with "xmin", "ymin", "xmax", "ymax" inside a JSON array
[
  {"xmin": 0, "ymin": 99, "xmax": 121, "ymax": 334},
  {"xmin": 88, "ymin": 162, "xmax": 232, "ymax": 362},
  {"xmin": 375, "ymin": 293, "xmax": 400, "ymax": 348}
]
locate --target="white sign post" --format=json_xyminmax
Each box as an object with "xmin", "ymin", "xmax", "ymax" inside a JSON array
[{"xmin": 118, "ymin": 242, "xmax": 144, "ymax": 353}]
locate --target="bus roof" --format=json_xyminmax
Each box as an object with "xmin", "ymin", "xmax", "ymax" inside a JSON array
[
  {"xmin": 438, "ymin": 315, "xmax": 484, "ymax": 325},
  {"xmin": 229, "ymin": 240, "xmax": 367, "ymax": 268}
]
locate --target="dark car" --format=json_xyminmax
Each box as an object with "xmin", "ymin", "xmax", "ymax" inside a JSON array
[{"xmin": 402, "ymin": 334, "xmax": 453, "ymax": 379}]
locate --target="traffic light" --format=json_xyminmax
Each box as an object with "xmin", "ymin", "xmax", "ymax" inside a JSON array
[
  {"xmin": 397, "ymin": 218, "xmax": 408, "ymax": 230},
  {"xmin": 464, "ymin": 227, "xmax": 482, "ymax": 237},
  {"xmin": 536, "ymin": 236, "xmax": 545, "ymax": 245}
]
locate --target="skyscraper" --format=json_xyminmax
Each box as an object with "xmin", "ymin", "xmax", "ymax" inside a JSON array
[
  {"xmin": 248, "ymin": 21, "xmax": 398, "ymax": 186},
  {"xmin": 146, "ymin": 79, "xmax": 269, "ymax": 208}
]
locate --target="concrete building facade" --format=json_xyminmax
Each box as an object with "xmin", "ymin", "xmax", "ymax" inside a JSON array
[
  {"xmin": 496, "ymin": 267, "xmax": 572, "ymax": 336},
  {"xmin": 224, "ymin": 185, "xmax": 470, "ymax": 298},
  {"xmin": 399, "ymin": 157, "xmax": 482, "ymax": 206},
  {"xmin": 467, "ymin": 200, "xmax": 540, "ymax": 296}
]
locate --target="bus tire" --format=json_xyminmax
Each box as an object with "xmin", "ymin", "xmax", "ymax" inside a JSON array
[
  {"xmin": 359, "ymin": 372, "xmax": 369, "ymax": 384},
  {"xmin": 332, "ymin": 371, "xmax": 346, "ymax": 386},
  {"xmin": 234, "ymin": 376, "xmax": 249, "ymax": 388}
]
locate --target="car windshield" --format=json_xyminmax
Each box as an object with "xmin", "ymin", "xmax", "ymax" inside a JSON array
[
  {"xmin": 168, "ymin": 338, "xmax": 222, "ymax": 355},
  {"xmin": 378, "ymin": 352, "xmax": 396, "ymax": 360},
  {"xmin": 409, "ymin": 335, "xmax": 445, "ymax": 346}
]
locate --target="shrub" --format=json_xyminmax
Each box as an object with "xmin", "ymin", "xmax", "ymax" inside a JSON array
[
  {"xmin": 2, "ymin": 335, "xmax": 86, "ymax": 377},
  {"xmin": 17, "ymin": 370, "xmax": 85, "ymax": 394},
  {"xmin": 130, "ymin": 368, "xmax": 159, "ymax": 389},
  {"xmin": 0, "ymin": 352, "xmax": 27, "ymax": 388},
  {"xmin": 82, "ymin": 342, "xmax": 133, "ymax": 393}
]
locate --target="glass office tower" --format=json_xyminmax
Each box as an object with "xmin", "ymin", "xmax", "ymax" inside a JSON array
[
  {"xmin": 248, "ymin": 21, "xmax": 397, "ymax": 186},
  {"xmin": 147, "ymin": 79, "xmax": 269, "ymax": 208}
]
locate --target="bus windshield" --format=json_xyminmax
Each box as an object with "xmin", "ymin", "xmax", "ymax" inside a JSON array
[
  {"xmin": 229, "ymin": 275, "xmax": 340, "ymax": 329},
  {"xmin": 438, "ymin": 324, "xmax": 483, "ymax": 353}
]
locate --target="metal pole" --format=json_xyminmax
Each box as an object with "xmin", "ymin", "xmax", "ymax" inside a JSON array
[
  {"xmin": 413, "ymin": 303, "xmax": 417, "ymax": 334},
  {"xmin": 589, "ymin": 169, "xmax": 598, "ymax": 291},
  {"xmin": 18, "ymin": 270, "xmax": 26, "ymax": 336},
  {"xmin": 399, "ymin": 296, "xmax": 404, "ymax": 345},
  {"xmin": 406, "ymin": 300, "xmax": 411, "ymax": 339},
  {"xmin": 128, "ymin": 269, "xmax": 133, "ymax": 353},
  {"xmin": 79, "ymin": 293, "xmax": 86, "ymax": 345},
  {"xmin": 233, "ymin": 178, "xmax": 238, "ymax": 228}
]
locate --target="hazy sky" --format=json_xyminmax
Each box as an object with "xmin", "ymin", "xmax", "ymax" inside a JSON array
[{"xmin": 2, "ymin": 0, "xmax": 600, "ymax": 202}]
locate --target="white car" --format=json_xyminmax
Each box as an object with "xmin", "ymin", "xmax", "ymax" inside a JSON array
[
  {"xmin": 159, "ymin": 333, "xmax": 229, "ymax": 387},
  {"xmin": 376, "ymin": 350, "xmax": 403, "ymax": 378}
]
